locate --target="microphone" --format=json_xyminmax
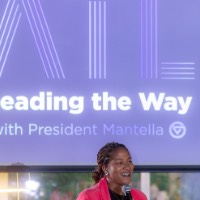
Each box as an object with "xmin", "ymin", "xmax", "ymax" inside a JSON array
[{"xmin": 122, "ymin": 185, "xmax": 132, "ymax": 200}]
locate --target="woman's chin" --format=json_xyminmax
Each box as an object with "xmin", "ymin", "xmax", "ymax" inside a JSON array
[{"xmin": 121, "ymin": 177, "xmax": 131, "ymax": 185}]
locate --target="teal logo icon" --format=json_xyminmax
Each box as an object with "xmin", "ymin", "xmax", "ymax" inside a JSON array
[{"xmin": 169, "ymin": 121, "xmax": 186, "ymax": 139}]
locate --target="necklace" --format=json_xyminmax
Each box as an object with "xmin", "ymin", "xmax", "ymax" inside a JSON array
[{"xmin": 109, "ymin": 188, "xmax": 125, "ymax": 200}]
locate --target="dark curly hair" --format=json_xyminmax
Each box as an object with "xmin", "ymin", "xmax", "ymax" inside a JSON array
[{"xmin": 91, "ymin": 142, "xmax": 129, "ymax": 184}]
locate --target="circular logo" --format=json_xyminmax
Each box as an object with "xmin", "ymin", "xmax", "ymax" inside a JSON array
[{"xmin": 169, "ymin": 121, "xmax": 186, "ymax": 139}]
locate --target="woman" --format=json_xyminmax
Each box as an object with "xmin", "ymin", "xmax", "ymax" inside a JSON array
[{"xmin": 76, "ymin": 142, "xmax": 147, "ymax": 200}]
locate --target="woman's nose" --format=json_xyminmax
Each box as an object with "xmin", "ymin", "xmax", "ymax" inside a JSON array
[{"xmin": 123, "ymin": 162, "xmax": 131, "ymax": 169}]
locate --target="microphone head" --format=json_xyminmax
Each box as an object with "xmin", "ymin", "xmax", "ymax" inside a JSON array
[{"xmin": 122, "ymin": 185, "xmax": 131, "ymax": 196}]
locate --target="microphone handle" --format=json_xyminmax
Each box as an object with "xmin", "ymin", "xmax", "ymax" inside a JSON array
[{"xmin": 125, "ymin": 191, "xmax": 133, "ymax": 200}]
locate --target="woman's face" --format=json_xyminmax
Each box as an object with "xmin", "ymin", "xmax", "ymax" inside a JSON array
[{"xmin": 105, "ymin": 147, "xmax": 134, "ymax": 189}]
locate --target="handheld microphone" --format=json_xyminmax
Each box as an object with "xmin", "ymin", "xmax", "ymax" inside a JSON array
[{"xmin": 122, "ymin": 185, "xmax": 132, "ymax": 200}]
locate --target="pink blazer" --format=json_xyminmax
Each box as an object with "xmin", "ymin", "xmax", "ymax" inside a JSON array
[{"xmin": 76, "ymin": 177, "xmax": 147, "ymax": 200}]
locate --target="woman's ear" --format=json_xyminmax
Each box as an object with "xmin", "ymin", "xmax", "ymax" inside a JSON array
[{"xmin": 102, "ymin": 165, "xmax": 108, "ymax": 176}]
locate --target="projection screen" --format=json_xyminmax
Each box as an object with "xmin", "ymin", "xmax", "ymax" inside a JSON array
[{"xmin": 0, "ymin": 0, "xmax": 199, "ymax": 167}]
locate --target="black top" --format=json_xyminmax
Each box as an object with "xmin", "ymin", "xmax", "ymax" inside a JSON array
[{"xmin": 109, "ymin": 188, "xmax": 126, "ymax": 200}]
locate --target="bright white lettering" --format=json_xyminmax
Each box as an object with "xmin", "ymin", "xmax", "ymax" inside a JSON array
[
  {"xmin": 91, "ymin": 92, "xmax": 131, "ymax": 111},
  {"xmin": 139, "ymin": 92, "xmax": 192, "ymax": 115},
  {"xmin": 0, "ymin": 91, "xmax": 84, "ymax": 114}
]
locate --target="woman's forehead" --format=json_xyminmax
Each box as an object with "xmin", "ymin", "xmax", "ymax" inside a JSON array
[{"xmin": 110, "ymin": 147, "xmax": 131, "ymax": 158}]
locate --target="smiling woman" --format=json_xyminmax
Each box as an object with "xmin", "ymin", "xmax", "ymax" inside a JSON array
[{"xmin": 76, "ymin": 142, "xmax": 147, "ymax": 200}]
